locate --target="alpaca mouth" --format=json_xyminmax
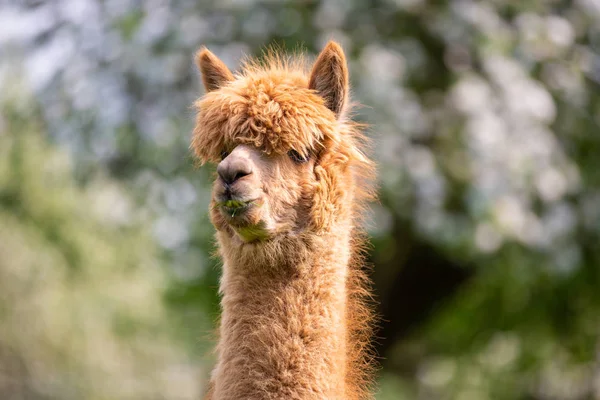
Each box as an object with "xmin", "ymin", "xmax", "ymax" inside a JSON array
[
  {"xmin": 216, "ymin": 198, "xmax": 270, "ymax": 242},
  {"xmin": 217, "ymin": 199, "xmax": 259, "ymax": 218}
]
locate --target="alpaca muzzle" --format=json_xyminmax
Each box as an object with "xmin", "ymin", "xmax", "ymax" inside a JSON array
[
  {"xmin": 217, "ymin": 154, "xmax": 253, "ymax": 185},
  {"xmin": 214, "ymin": 145, "xmax": 264, "ymax": 219}
]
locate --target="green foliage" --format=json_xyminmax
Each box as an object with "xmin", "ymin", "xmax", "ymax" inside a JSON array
[{"xmin": 0, "ymin": 104, "xmax": 208, "ymax": 399}]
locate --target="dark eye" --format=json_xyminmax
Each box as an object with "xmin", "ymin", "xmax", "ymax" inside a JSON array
[
  {"xmin": 288, "ymin": 149, "xmax": 309, "ymax": 163},
  {"xmin": 220, "ymin": 150, "xmax": 230, "ymax": 160}
]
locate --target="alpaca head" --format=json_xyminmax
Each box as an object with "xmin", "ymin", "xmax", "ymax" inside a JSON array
[{"xmin": 192, "ymin": 42, "xmax": 373, "ymax": 244}]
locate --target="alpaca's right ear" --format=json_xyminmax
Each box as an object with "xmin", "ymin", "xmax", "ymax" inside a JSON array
[
  {"xmin": 195, "ymin": 48, "xmax": 234, "ymax": 92},
  {"xmin": 309, "ymin": 41, "xmax": 349, "ymax": 119}
]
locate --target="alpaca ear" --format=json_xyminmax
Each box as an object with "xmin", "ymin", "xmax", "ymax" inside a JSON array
[
  {"xmin": 195, "ymin": 47, "xmax": 234, "ymax": 92},
  {"xmin": 309, "ymin": 41, "xmax": 349, "ymax": 118}
]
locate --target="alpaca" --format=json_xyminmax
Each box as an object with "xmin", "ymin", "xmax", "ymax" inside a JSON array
[{"xmin": 191, "ymin": 41, "xmax": 376, "ymax": 400}]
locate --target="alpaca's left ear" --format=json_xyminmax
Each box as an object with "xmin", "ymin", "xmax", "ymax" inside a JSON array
[
  {"xmin": 195, "ymin": 47, "xmax": 234, "ymax": 92},
  {"xmin": 309, "ymin": 41, "xmax": 349, "ymax": 119}
]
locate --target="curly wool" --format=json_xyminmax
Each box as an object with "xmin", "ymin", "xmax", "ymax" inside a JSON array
[{"xmin": 192, "ymin": 54, "xmax": 363, "ymax": 161}]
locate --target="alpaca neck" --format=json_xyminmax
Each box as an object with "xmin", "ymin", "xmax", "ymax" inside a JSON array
[{"xmin": 213, "ymin": 228, "xmax": 351, "ymax": 399}]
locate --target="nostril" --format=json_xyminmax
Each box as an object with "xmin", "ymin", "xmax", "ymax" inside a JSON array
[
  {"xmin": 233, "ymin": 170, "xmax": 250, "ymax": 182},
  {"xmin": 217, "ymin": 159, "xmax": 253, "ymax": 185}
]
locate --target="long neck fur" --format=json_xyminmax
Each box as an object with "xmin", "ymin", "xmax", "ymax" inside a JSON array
[{"xmin": 210, "ymin": 216, "xmax": 374, "ymax": 400}]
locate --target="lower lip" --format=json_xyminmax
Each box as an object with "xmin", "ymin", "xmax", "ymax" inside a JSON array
[
  {"xmin": 222, "ymin": 204, "xmax": 248, "ymax": 213},
  {"xmin": 220, "ymin": 200, "xmax": 257, "ymax": 218}
]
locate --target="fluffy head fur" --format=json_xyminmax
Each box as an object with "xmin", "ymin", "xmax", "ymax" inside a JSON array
[{"xmin": 192, "ymin": 42, "xmax": 377, "ymax": 400}]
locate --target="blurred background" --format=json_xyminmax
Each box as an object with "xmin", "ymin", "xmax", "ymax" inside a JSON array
[{"xmin": 1, "ymin": 0, "xmax": 600, "ymax": 399}]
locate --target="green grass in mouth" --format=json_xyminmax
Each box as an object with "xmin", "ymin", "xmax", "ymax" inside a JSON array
[
  {"xmin": 218, "ymin": 199, "xmax": 256, "ymax": 218},
  {"xmin": 222, "ymin": 199, "xmax": 248, "ymax": 209}
]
